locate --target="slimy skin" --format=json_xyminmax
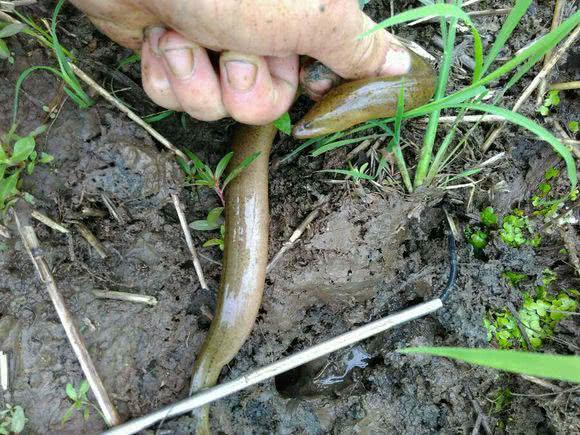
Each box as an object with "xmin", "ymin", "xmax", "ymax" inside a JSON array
[
  {"xmin": 190, "ymin": 52, "xmax": 435, "ymax": 434},
  {"xmin": 189, "ymin": 124, "xmax": 275, "ymax": 434},
  {"xmin": 293, "ymin": 52, "xmax": 436, "ymax": 139}
]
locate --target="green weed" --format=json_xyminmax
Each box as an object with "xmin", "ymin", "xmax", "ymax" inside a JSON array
[
  {"xmin": 273, "ymin": 112, "xmax": 292, "ymax": 135},
  {"xmin": 490, "ymin": 388, "xmax": 512, "ymax": 414},
  {"xmin": 466, "ymin": 229, "xmax": 488, "ymax": 250},
  {"xmin": 499, "ymin": 211, "xmax": 541, "ymax": 248},
  {"xmin": 568, "ymin": 121, "xmax": 579, "ymax": 134},
  {"xmin": 178, "ymin": 149, "xmax": 260, "ymax": 248},
  {"xmin": 480, "ymin": 207, "xmax": 498, "ymax": 227},
  {"xmin": 62, "ymin": 380, "xmax": 103, "ymax": 424},
  {"xmin": 0, "ymin": 21, "xmax": 25, "ymax": 64},
  {"xmin": 400, "ymin": 347, "xmax": 580, "ymax": 383},
  {"xmin": 0, "ymin": 125, "xmax": 52, "ymax": 211},
  {"xmin": 12, "ymin": 0, "xmax": 93, "ymax": 127},
  {"xmin": 484, "ymin": 270, "xmax": 577, "ymax": 349},
  {"xmin": 538, "ymin": 90, "xmax": 560, "ymax": 116},
  {"xmin": 501, "ymin": 271, "xmax": 528, "ymax": 286},
  {"xmin": 0, "ymin": 404, "xmax": 26, "ymax": 435}
]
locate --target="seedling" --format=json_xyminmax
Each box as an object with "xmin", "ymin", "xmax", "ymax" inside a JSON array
[
  {"xmin": 0, "ymin": 21, "xmax": 25, "ymax": 64},
  {"xmin": 484, "ymin": 270, "xmax": 577, "ymax": 350},
  {"xmin": 273, "ymin": 112, "xmax": 292, "ymax": 135},
  {"xmin": 501, "ymin": 271, "xmax": 528, "ymax": 286},
  {"xmin": 480, "ymin": 207, "xmax": 498, "ymax": 227},
  {"xmin": 318, "ymin": 162, "xmax": 376, "ymax": 183},
  {"xmin": 0, "ymin": 124, "xmax": 52, "ymax": 211},
  {"xmin": 62, "ymin": 380, "xmax": 103, "ymax": 424},
  {"xmin": 0, "ymin": 404, "xmax": 26, "ymax": 435},
  {"xmin": 177, "ymin": 149, "xmax": 260, "ymax": 206},
  {"xmin": 189, "ymin": 207, "xmax": 225, "ymax": 250},
  {"xmin": 499, "ymin": 212, "xmax": 540, "ymax": 248},
  {"xmin": 538, "ymin": 90, "xmax": 560, "ymax": 116},
  {"xmin": 568, "ymin": 121, "xmax": 579, "ymax": 134},
  {"xmin": 490, "ymin": 388, "xmax": 512, "ymax": 414},
  {"xmin": 467, "ymin": 229, "xmax": 488, "ymax": 250}
]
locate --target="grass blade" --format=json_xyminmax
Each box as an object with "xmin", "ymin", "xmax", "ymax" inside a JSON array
[
  {"xmin": 457, "ymin": 103, "xmax": 576, "ymax": 189},
  {"xmin": 400, "ymin": 347, "xmax": 580, "ymax": 383},
  {"xmin": 414, "ymin": 0, "xmax": 460, "ymax": 188},
  {"xmin": 481, "ymin": 0, "xmax": 532, "ymax": 75}
]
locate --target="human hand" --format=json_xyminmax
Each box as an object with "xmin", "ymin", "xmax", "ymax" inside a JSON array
[{"xmin": 70, "ymin": 0, "xmax": 412, "ymax": 124}]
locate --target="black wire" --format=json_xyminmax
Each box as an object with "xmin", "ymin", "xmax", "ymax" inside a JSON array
[{"xmin": 439, "ymin": 232, "xmax": 458, "ymax": 302}]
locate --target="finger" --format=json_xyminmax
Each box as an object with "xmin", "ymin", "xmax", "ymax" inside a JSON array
[
  {"xmin": 220, "ymin": 52, "xmax": 298, "ymax": 125},
  {"xmin": 304, "ymin": 4, "xmax": 412, "ymax": 79},
  {"xmin": 299, "ymin": 59, "xmax": 343, "ymax": 101},
  {"xmin": 141, "ymin": 27, "xmax": 182, "ymax": 111},
  {"xmin": 69, "ymin": 0, "xmax": 157, "ymax": 50},
  {"xmin": 158, "ymin": 30, "xmax": 227, "ymax": 122}
]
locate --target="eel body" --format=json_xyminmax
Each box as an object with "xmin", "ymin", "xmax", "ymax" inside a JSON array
[
  {"xmin": 189, "ymin": 124, "xmax": 275, "ymax": 433},
  {"xmin": 190, "ymin": 52, "xmax": 435, "ymax": 433},
  {"xmin": 293, "ymin": 52, "xmax": 436, "ymax": 139}
]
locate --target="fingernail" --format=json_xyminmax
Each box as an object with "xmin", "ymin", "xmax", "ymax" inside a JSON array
[
  {"xmin": 381, "ymin": 47, "xmax": 412, "ymax": 76},
  {"xmin": 162, "ymin": 46, "xmax": 195, "ymax": 79},
  {"xmin": 224, "ymin": 60, "xmax": 258, "ymax": 91},
  {"xmin": 144, "ymin": 26, "xmax": 166, "ymax": 56}
]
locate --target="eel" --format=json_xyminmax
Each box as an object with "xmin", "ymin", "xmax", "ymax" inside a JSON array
[{"xmin": 189, "ymin": 51, "xmax": 435, "ymax": 434}]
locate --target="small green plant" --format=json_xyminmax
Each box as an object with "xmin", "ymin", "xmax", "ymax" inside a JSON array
[
  {"xmin": 189, "ymin": 207, "xmax": 225, "ymax": 250},
  {"xmin": 0, "ymin": 124, "xmax": 52, "ymax": 211},
  {"xmin": 0, "ymin": 22, "xmax": 25, "ymax": 64},
  {"xmin": 484, "ymin": 270, "xmax": 576, "ymax": 349},
  {"xmin": 568, "ymin": 121, "xmax": 579, "ymax": 134},
  {"xmin": 319, "ymin": 162, "xmax": 376, "ymax": 183},
  {"xmin": 12, "ymin": 0, "xmax": 93, "ymax": 126},
  {"xmin": 62, "ymin": 380, "xmax": 103, "ymax": 424},
  {"xmin": 490, "ymin": 388, "xmax": 512, "ymax": 414},
  {"xmin": 178, "ymin": 149, "xmax": 260, "ymax": 205},
  {"xmin": 480, "ymin": 207, "xmax": 498, "ymax": 227},
  {"xmin": 499, "ymin": 211, "xmax": 540, "ymax": 248},
  {"xmin": 467, "ymin": 229, "xmax": 488, "ymax": 249},
  {"xmin": 0, "ymin": 404, "xmax": 26, "ymax": 435},
  {"xmin": 501, "ymin": 271, "xmax": 528, "ymax": 286},
  {"xmin": 538, "ymin": 90, "xmax": 560, "ymax": 116}
]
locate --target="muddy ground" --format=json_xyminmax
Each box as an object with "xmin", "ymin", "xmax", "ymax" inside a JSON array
[{"xmin": 1, "ymin": 1, "xmax": 579, "ymax": 434}]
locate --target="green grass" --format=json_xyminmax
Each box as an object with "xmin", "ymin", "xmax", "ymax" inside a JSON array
[
  {"xmin": 400, "ymin": 347, "xmax": 580, "ymax": 383},
  {"xmin": 11, "ymin": 0, "xmax": 93, "ymax": 127},
  {"xmin": 293, "ymin": 4, "xmax": 579, "ymax": 193}
]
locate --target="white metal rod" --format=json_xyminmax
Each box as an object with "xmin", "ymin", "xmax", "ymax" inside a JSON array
[{"xmin": 102, "ymin": 298, "xmax": 443, "ymax": 435}]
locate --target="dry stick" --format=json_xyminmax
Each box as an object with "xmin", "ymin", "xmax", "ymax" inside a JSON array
[
  {"xmin": 520, "ymin": 374, "xmax": 562, "ymax": 393},
  {"xmin": 30, "ymin": 209, "xmax": 69, "ymax": 233},
  {"xmin": 92, "ymin": 289, "xmax": 158, "ymax": 306},
  {"xmin": 549, "ymin": 80, "xmax": 580, "ymax": 91},
  {"xmin": 550, "ymin": 119, "xmax": 580, "ymax": 159},
  {"xmin": 481, "ymin": 25, "xmax": 580, "ymax": 152},
  {"xmin": 102, "ymin": 299, "xmax": 443, "ymax": 435},
  {"xmin": 13, "ymin": 209, "xmax": 122, "ymax": 427},
  {"xmin": 535, "ymin": 0, "xmax": 566, "ymax": 106},
  {"xmin": 171, "ymin": 193, "xmax": 208, "ymax": 290},
  {"xmin": 266, "ymin": 195, "xmax": 330, "ymax": 273},
  {"xmin": 417, "ymin": 114, "xmax": 505, "ymax": 124},
  {"xmin": 470, "ymin": 399, "xmax": 492, "ymax": 435},
  {"xmin": 0, "ymin": 223, "xmax": 10, "ymax": 239},
  {"xmin": 68, "ymin": 64, "xmax": 188, "ymax": 161}
]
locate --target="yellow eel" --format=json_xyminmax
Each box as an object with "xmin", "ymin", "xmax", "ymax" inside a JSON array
[{"xmin": 189, "ymin": 51, "xmax": 435, "ymax": 434}]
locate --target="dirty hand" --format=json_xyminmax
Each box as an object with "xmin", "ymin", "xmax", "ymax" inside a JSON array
[{"xmin": 70, "ymin": 0, "xmax": 412, "ymax": 124}]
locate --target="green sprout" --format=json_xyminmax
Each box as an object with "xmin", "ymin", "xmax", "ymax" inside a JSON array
[
  {"xmin": 62, "ymin": 380, "xmax": 103, "ymax": 424},
  {"xmin": 0, "ymin": 125, "xmax": 52, "ymax": 211},
  {"xmin": 568, "ymin": 121, "xmax": 579, "ymax": 134},
  {"xmin": 0, "ymin": 22, "xmax": 25, "ymax": 64},
  {"xmin": 0, "ymin": 404, "xmax": 26, "ymax": 435},
  {"xmin": 480, "ymin": 207, "xmax": 498, "ymax": 227},
  {"xmin": 499, "ymin": 212, "xmax": 540, "ymax": 248},
  {"xmin": 538, "ymin": 90, "xmax": 560, "ymax": 116},
  {"xmin": 468, "ymin": 229, "xmax": 488, "ymax": 250},
  {"xmin": 189, "ymin": 207, "xmax": 225, "ymax": 251}
]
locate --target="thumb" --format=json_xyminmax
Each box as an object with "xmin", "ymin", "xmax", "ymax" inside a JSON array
[{"xmin": 304, "ymin": 5, "xmax": 412, "ymax": 80}]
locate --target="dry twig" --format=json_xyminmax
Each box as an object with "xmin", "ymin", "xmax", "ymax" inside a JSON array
[
  {"xmin": 92, "ymin": 289, "xmax": 158, "ymax": 306},
  {"xmin": 13, "ymin": 206, "xmax": 121, "ymax": 426},
  {"xmin": 171, "ymin": 193, "xmax": 208, "ymax": 290},
  {"xmin": 549, "ymin": 80, "xmax": 580, "ymax": 91}
]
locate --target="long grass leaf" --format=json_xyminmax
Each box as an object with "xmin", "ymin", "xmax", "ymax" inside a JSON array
[
  {"xmin": 400, "ymin": 347, "xmax": 580, "ymax": 383},
  {"xmin": 481, "ymin": 0, "xmax": 532, "ymax": 74},
  {"xmin": 457, "ymin": 103, "xmax": 576, "ymax": 189}
]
